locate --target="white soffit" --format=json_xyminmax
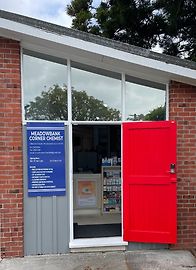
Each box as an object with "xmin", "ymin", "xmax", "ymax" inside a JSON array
[{"xmin": 0, "ymin": 17, "xmax": 196, "ymax": 86}]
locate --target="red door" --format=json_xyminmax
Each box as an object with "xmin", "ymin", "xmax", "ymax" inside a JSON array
[{"xmin": 123, "ymin": 121, "xmax": 176, "ymax": 244}]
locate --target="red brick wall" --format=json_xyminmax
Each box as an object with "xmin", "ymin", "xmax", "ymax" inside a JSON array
[
  {"xmin": 169, "ymin": 81, "xmax": 196, "ymax": 250},
  {"xmin": 0, "ymin": 38, "xmax": 23, "ymax": 257}
]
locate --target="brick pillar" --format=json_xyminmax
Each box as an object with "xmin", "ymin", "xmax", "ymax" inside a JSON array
[
  {"xmin": 0, "ymin": 38, "xmax": 23, "ymax": 257},
  {"xmin": 169, "ymin": 81, "xmax": 196, "ymax": 250}
]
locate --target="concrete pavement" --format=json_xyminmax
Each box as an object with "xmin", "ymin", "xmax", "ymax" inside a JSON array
[{"xmin": 0, "ymin": 250, "xmax": 196, "ymax": 270}]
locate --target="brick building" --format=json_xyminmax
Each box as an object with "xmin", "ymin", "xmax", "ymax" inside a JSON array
[{"xmin": 0, "ymin": 10, "xmax": 195, "ymax": 258}]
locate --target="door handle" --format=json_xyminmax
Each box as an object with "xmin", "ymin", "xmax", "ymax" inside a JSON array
[{"xmin": 170, "ymin": 163, "xmax": 176, "ymax": 174}]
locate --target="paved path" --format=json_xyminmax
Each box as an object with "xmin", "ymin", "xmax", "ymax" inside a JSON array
[{"xmin": 0, "ymin": 250, "xmax": 196, "ymax": 270}]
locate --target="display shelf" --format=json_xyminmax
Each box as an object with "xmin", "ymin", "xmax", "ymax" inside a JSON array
[{"xmin": 102, "ymin": 166, "xmax": 121, "ymax": 214}]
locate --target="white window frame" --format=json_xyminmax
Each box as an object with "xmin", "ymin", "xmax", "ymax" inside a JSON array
[{"xmin": 21, "ymin": 48, "xmax": 169, "ymax": 249}]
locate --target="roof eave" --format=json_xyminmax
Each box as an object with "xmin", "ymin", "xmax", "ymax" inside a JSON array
[{"xmin": 0, "ymin": 17, "xmax": 196, "ymax": 86}]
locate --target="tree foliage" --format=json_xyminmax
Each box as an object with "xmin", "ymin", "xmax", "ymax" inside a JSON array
[
  {"xmin": 25, "ymin": 84, "xmax": 120, "ymax": 121},
  {"xmin": 126, "ymin": 105, "xmax": 165, "ymax": 121},
  {"xmin": 155, "ymin": 0, "xmax": 196, "ymax": 59},
  {"xmin": 25, "ymin": 85, "xmax": 165, "ymax": 122},
  {"xmin": 67, "ymin": 0, "xmax": 94, "ymax": 32},
  {"xmin": 144, "ymin": 105, "xmax": 166, "ymax": 121},
  {"xmin": 67, "ymin": 0, "xmax": 196, "ymax": 60}
]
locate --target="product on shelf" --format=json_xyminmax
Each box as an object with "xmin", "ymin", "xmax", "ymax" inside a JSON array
[{"xmin": 102, "ymin": 166, "xmax": 121, "ymax": 214}]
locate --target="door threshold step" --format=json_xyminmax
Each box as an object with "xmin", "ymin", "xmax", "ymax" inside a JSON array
[
  {"xmin": 69, "ymin": 237, "xmax": 128, "ymax": 252},
  {"xmin": 71, "ymin": 245, "xmax": 126, "ymax": 253}
]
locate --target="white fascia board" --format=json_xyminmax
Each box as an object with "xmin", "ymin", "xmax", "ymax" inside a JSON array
[{"xmin": 0, "ymin": 18, "xmax": 196, "ymax": 84}]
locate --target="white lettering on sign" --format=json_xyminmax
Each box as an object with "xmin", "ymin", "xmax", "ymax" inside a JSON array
[{"xmin": 29, "ymin": 131, "xmax": 63, "ymax": 141}]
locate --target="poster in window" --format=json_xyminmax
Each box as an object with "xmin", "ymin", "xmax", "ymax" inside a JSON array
[{"xmin": 77, "ymin": 179, "xmax": 97, "ymax": 208}]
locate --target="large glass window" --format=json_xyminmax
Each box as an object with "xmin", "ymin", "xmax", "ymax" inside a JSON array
[
  {"xmin": 71, "ymin": 63, "xmax": 121, "ymax": 121},
  {"xmin": 23, "ymin": 52, "xmax": 67, "ymax": 120},
  {"xmin": 125, "ymin": 76, "xmax": 166, "ymax": 121}
]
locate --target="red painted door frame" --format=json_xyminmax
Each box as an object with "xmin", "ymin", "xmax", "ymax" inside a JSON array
[{"xmin": 123, "ymin": 121, "xmax": 177, "ymax": 244}]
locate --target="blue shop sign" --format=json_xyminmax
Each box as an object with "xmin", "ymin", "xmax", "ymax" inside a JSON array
[{"xmin": 27, "ymin": 122, "xmax": 66, "ymax": 197}]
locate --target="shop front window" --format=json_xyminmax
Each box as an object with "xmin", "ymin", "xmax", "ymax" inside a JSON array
[
  {"xmin": 71, "ymin": 63, "xmax": 122, "ymax": 121},
  {"xmin": 125, "ymin": 76, "xmax": 166, "ymax": 121},
  {"xmin": 23, "ymin": 52, "xmax": 67, "ymax": 121}
]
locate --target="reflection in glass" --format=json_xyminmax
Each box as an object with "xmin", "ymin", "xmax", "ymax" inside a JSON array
[
  {"xmin": 71, "ymin": 66, "xmax": 121, "ymax": 121},
  {"xmin": 125, "ymin": 81, "xmax": 166, "ymax": 121},
  {"xmin": 23, "ymin": 54, "xmax": 67, "ymax": 120},
  {"xmin": 73, "ymin": 125, "xmax": 121, "ymax": 174}
]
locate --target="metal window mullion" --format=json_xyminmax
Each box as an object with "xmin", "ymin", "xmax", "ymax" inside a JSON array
[
  {"xmin": 121, "ymin": 73, "xmax": 126, "ymax": 121},
  {"xmin": 67, "ymin": 58, "xmax": 74, "ymax": 242},
  {"xmin": 21, "ymin": 47, "xmax": 26, "ymax": 124},
  {"xmin": 67, "ymin": 59, "xmax": 72, "ymax": 123},
  {"xmin": 166, "ymin": 83, "xmax": 169, "ymax": 120}
]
